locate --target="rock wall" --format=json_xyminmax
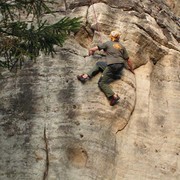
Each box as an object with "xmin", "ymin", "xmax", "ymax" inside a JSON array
[{"xmin": 0, "ymin": 0, "xmax": 179, "ymax": 180}]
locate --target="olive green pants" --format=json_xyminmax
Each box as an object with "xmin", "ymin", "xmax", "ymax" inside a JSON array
[{"xmin": 87, "ymin": 62, "xmax": 124, "ymax": 98}]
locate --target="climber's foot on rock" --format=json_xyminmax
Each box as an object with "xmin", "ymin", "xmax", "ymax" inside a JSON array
[
  {"xmin": 77, "ymin": 74, "xmax": 90, "ymax": 84},
  {"xmin": 109, "ymin": 94, "xmax": 120, "ymax": 106}
]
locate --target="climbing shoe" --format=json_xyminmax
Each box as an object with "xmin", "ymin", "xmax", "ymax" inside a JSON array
[
  {"xmin": 109, "ymin": 94, "xmax": 120, "ymax": 106},
  {"xmin": 77, "ymin": 74, "xmax": 89, "ymax": 84}
]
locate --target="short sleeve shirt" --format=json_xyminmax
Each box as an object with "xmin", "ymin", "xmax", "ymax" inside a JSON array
[{"xmin": 98, "ymin": 41, "xmax": 129, "ymax": 65}]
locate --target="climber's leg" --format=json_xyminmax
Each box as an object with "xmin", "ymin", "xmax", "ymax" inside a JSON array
[
  {"xmin": 98, "ymin": 66, "xmax": 115, "ymax": 98},
  {"xmin": 77, "ymin": 62, "xmax": 107, "ymax": 84},
  {"xmin": 87, "ymin": 61, "xmax": 107, "ymax": 77},
  {"xmin": 98, "ymin": 63, "xmax": 124, "ymax": 105}
]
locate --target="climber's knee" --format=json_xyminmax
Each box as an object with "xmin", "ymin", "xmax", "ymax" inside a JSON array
[
  {"xmin": 98, "ymin": 80, "xmax": 106, "ymax": 90},
  {"xmin": 98, "ymin": 80, "xmax": 102, "ymax": 88}
]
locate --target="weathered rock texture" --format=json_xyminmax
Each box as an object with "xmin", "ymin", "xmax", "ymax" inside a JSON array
[{"xmin": 0, "ymin": 0, "xmax": 179, "ymax": 180}]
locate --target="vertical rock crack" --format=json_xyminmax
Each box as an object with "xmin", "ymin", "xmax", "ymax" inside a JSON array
[{"xmin": 43, "ymin": 127, "xmax": 49, "ymax": 180}]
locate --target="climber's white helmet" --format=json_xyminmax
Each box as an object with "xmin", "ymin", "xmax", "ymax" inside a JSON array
[{"xmin": 109, "ymin": 31, "xmax": 121, "ymax": 41}]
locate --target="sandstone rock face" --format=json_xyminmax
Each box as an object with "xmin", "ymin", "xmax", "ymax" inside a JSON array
[{"xmin": 0, "ymin": 0, "xmax": 179, "ymax": 180}]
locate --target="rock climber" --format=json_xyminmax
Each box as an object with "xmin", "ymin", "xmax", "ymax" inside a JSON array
[{"xmin": 77, "ymin": 30, "xmax": 134, "ymax": 106}]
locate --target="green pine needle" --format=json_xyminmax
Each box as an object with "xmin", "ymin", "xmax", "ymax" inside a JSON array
[{"xmin": 0, "ymin": 0, "xmax": 82, "ymax": 70}]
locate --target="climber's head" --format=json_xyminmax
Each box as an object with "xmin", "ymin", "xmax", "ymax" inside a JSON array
[{"xmin": 109, "ymin": 31, "xmax": 121, "ymax": 41}]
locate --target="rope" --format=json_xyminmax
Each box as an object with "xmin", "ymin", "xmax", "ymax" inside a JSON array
[
  {"xmin": 83, "ymin": 1, "xmax": 103, "ymax": 61},
  {"xmin": 91, "ymin": 1, "xmax": 102, "ymax": 43}
]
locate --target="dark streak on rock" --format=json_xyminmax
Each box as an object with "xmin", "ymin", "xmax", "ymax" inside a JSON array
[{"xmin": 0, "ymin": 61, "xmax": 39, "ymax": 177}]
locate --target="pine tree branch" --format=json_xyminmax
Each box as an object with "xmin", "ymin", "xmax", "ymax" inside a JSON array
[{"xmin": 0, "ymin": 1, "xmax": 82, "ymax": 70}]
